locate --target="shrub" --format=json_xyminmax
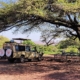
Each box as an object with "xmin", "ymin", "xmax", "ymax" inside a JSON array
[{"xmin": 65, "ymin": 46, "xmax": 78, "ymax": 53}]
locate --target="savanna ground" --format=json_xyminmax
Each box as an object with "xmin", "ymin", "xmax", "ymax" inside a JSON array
[{"xmin": 0, "ymin": 55, "xmax": 80, "ymax": 80}]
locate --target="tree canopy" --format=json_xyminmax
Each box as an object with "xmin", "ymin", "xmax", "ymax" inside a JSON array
[{"xmin": 0, "ymin": 0, "xmax": 80, "ymax": 39}]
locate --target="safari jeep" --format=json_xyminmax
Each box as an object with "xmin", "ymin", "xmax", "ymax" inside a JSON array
[{"xmin": 0, "ymin": 38, "xmax": 44, "ymax": 63}]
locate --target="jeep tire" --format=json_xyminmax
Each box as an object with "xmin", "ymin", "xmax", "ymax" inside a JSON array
[
  {"xmin": 20, "ymin": 56, "xmax": 25, "ymax": 63},
  {"xmin": 8, "ymin": 58, "xmax": 15, "ymax": 63}
]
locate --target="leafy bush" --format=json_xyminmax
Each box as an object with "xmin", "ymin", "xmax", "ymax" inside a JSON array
[
  {"xmin": 0, "ymin": 36, "xmax": 9, "ymax": 48},
  {"xmin": 57, "ymin": 38, "xmax": 80, "ymax": 49},
  {"xmin": 23, "ymin": 40, "xmax": 35, "ymax": 46},
  {"xmin": 44, "ymin": 51, "xmax": 57, "ymax": 54},
  {"xmin": 65, "ymin": 46, "xmax": 78, "ymax": 53}
]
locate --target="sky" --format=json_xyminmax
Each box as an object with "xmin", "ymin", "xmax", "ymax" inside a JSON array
[
  {"xmin": 0, "ymin": 28, "xmax": 41, "ymax": 42},
  {"xmin": 0, "ymin": 28, "xmax": 62, "ymax": 44}
]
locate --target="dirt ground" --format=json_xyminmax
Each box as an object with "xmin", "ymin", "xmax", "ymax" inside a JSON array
[{"xmin": 0, "ymin": 55, "xmax": 80, "ymax": 80}]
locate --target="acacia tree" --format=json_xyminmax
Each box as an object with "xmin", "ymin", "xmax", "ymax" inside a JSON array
[
  {"xmin": 40, "ymin": 26, "xmax": 68, "ymax": 46},
  {"xmin": 0, "ymin": 0, "xmax": 80, "ymax": 39},
  {"xmin": 40, "ymin": 29, "xmax": 55, "ymax": 46}
]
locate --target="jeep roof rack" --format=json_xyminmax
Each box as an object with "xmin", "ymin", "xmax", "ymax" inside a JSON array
[{"xmin": 12, "ymin": 38, "xmax": 31, "ymax": 41}]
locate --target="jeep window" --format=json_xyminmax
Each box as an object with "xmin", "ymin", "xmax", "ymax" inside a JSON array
[
  {"xmin": 15, "ymin": 45, "xmax": 19, "ymax": 51},
  {"xmin": 25, "ymin": 46, "xmax": 30, "ymax": 51},
  {"xmin": 19, "ymin": 46, "xmax": 25, "ymax": 51},
  {"xmin": 15, "ymin": 45, "xmax": 25, "ymax": 51}
]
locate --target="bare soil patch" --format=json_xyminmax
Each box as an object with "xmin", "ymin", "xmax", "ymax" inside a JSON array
[{"xmin": 0, "ymin": 55, "xmax": 80, "ymax": 80}]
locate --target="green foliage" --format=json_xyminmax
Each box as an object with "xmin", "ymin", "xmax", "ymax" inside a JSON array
[
  {"xmin": 44, "ymin": 51, "xmax": 55, "ymax": 54},
  {"xmin": 23, "ymin": 40, "xmax": 35, "ymax": 46},
  {"xmin": 56, "ymin": 38, "xmax": 80, "ymax": 54},
  {"xmin": 0, "ymin": 0, "xmax": 80, "ymax": 26},
  {"xmin": 44, "ymin": 49, "xmax": 62, "ymax": 54},
  {"xmin": 39, "ymin": 45, "xmax": 62, "ymax": 54},
  {"xmin": 41, "ymin": 45, "xmax": 54, "ymax": 52},
  {"xmin": 0, "ymin": 36, "xmax": 9, "ymax": 48},
  {"xmin": 35, "ymin": 45, "xmax": 44, "ymax": 53},
  {"xmin": 23, "ymin": 38, "xmax": 80, "ymax": 55},
  {"xmin": 57, "ymin": 0, "xmax": 80, "ymax": 12},
  {"xmin": 15, "ymin": 0, "xmax": 48, "ymax": 17},
  {"xmin": 57, "ymin": 38, "xmax": 80, "ymax": 49},
  {"xmin": 65, "ymin": 46, "xmax": 78, "ymax": 53}
]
